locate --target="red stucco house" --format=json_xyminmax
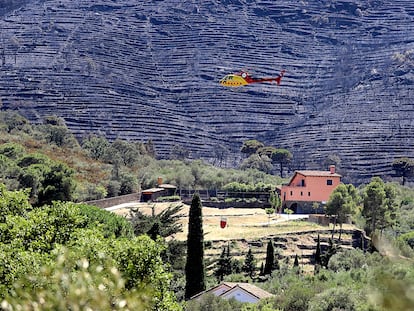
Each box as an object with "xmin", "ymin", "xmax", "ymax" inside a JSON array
[{"xmin": 279, "ymin": 165, "xmax": 341, "ymax": 213}]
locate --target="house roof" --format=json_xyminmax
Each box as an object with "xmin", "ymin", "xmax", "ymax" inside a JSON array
[
  {"xmin": 142, "ymin": 184, "xmax": 177, "ymax": 194},
  {"xmin": 141, "ymin": 188, "xmax": 165, "ymax": 194},
  {"xmin": 295, "ymin": 170, "xmax": 341, "ymax": 178},
  {"xmin": 285, "ymin": 170, "xmax": 341, "ymax": 186},
  {"xmin": 222, "ymin": 282, "xmax": 274, "ymax": 299},
  {"xmin": 190, "ymin": 282, "xmax": 273, "ymax": 301},
  {"xmin": 159, "ymin": 183, "xmax": 177, "ymax": 189}
]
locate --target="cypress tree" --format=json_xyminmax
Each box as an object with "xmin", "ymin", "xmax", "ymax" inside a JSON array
[
  {"xmin": 315, "ymin": 234, "xmax": 322, "ymax": 266},
  {"xmin": 294, "ymin": 254, "xmax": 299, "ymax": 267},
  {"xmin": 264, "ymin": 239, "xmax": 274, "ymax": 275},
  {"xmin": 242, "ymin": 248, "xmax": 256, "ymax": 278},
  {"xmin": 274, "ymin": 256, "xmax": 280, "ymax": 271},
  {"xmin": 224, "ymin": 243, "xmax": 232, "ymax": 275},
  {"xmin": 214, "ymin": 246, "xmax": 232, "ymax": 281},
  {"xmin": 185, "ymin": 193, "xmax": 205, "ymax": 299},
  {"xmin": 214, "ymin": 247, "xmax": 226, "ymax": 281},
  {"xmin": 294, "ymin": 254, "xmax": 300, "ymax": 274}
]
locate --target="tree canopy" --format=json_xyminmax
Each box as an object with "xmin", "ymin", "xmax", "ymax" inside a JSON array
[
  {"xmin": 325, "ymin": 183, "xmax": 359, "ymax": 240},
  {"xmin": 362, "ymin": 177, "xmax": 399, "ymax": 235},
  {"xmin": 392, "ymin": 157, "xmax": 414, "ymax": 185},
  {"xmin": 0, "ymin": 184, "xmax": 181, "ymax": 310}
]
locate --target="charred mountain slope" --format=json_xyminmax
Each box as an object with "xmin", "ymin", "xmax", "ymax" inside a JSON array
[{"xmin": 0, "ymin": 0, "xmax": 413, "ymax": 182}]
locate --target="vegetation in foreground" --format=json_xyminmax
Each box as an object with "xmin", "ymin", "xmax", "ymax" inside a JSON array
[
  {"xmin": 0, "ymin": 184, "xmax": 182, "ymax": 310},
  {"xmin": 1, "ymin": 111, "xmax": 414, "ymax": 310}
]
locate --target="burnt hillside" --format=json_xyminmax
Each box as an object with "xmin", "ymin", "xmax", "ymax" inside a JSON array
[{"xmin": 0, "ymin": 0, "xmax": 414, "ymax": 182}]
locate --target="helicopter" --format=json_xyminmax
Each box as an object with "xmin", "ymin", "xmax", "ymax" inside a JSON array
[{"xmin": 219, "ymin": 69, "xmax": 285, "ymax": 87}]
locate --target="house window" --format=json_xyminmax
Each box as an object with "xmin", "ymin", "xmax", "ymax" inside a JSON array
[
  {"xmin": 327, "ymin": 179, "xmax": 333, "ymax": 185},
  {"xmin": 308, "ymin": 192, "xmax": 311, "ymax": 196},
  {"xmin": 301, "ymin": 179, "xmax": 305, "ymax": 186},
  {"xmin": 290, "ymin": 191, "xmax": 293, "ymax": 196},
  {"xmin": 300, "ymin": 191, "xmax": 303, "ymax": 196}
]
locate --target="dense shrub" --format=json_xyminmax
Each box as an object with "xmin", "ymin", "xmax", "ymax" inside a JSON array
[
  {"xmin": 307, "ymin": 286, "xmax": 363, "ymax": 311},
  {"xmin": 222, "ymin": 182, "xmax": 273, "ymax": 192},
  {"xmin": 0, "ymin": 185, "xmax": 181, "ymax": 310},
  {"xmin": 78, "ymin": 203, "xmax": 134, "ymax": 238}
]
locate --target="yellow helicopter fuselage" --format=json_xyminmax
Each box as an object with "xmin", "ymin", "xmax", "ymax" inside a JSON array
[{"xmin": 219, "ymin": 74, "xmax": 249, "ymax": 87}]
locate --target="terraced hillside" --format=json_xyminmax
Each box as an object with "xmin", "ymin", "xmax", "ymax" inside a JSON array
[{"xmin": 0, "ymin": 0, "xmax": 414, "ymax": 182}]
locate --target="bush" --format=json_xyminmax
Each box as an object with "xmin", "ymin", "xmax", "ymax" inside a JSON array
[
  {"xmin": 278, "ymin": 282, "xmax": 314, "ymax": 311},
  {"xmin": 308, "ymin": 286, "xmax": 361, "ymax": 311},
  {"xmin": 327, "ymin": 249, "xmax": 367, "ymax": 272},
  {"xmin": 398, "ymin": 231, "xmax": 414, "ymax": 249},
  {"xmin": 185, "ymin": 293, "xmax": 243, "ymax": 311},
  {"xmin": 78, "ymin": 203, "xmax": 134, "ymax": 238},
  {"xmin": 157, "ymin": 195, "xmax": 181, "ymax": 202}
]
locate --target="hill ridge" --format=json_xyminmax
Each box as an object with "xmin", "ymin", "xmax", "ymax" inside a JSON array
[{"xmin": 1, "ymin": 0, "xmax": 414, "ymax": 182}]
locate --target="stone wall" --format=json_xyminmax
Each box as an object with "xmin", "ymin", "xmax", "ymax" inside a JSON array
[{"xmin": 85, "ymin": 192, "xmax": 140, "ymax": 209}]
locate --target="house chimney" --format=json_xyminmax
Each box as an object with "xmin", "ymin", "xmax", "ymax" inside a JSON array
[
  {"xmin": 157, "ymin": 177, "xmax": 163, "ymax": 186},
  {"xmin": 329, "ymin": 165, "xmax": 336, "ymax": 174}
]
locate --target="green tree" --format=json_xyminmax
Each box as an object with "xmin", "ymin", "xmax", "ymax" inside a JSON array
[
  {"xmin": 392, "ymin": 157, "xmax": 414, "ymax": 185},
  {"xmin": 0, "ymin": 142, "xmax": 25, "ymax": 159},
  {"xmin": 0, "ymin": 111, "xmax": 31, "ymax": 134},
  {"xmin": 112, "ymin": 139, "xmax": 142, "ymax": 167},
  {"xmin": 321, "ymin": 238, "xmax": 339, "ymax": 268},
  {"xmin": 78, "ymin": 203, "xmax": 134, "ymax": 238},
  {"xmin": 240, "ymin": 153, "xmax": 273, "ymax": 173},
  {"xmin": 240, "ymin": 140, "xmax": 265, "ymax": 156},
  {"xmin": 0, "ymin": 154, "xmax": 21, "ymax": 189},
  {"xmin": 118, "ymin": 171, "xmax": 139, "ymax": 195},
  {"xmin": 314, "ymin": 234, "xmax": 322, "ymax": 267},
  {"xmin": 0, "ymin": 186, "xmax": 181, "ymax": 310},
  {"xmin": 37, "ymin": 162, "xmax": 76, "ymax": 205},
  {"xmin": 257, "ymin": 146, "xmax": 277, "ymax": 158},
  {"xmin": 145, "ymin": 139, "xmax": 156, "ymax": 158},
  {"xmin": 270, "ymin": 148, "xmax": 292, "ymax": 178},
  {"xmin": 325, "ymin": 183, "xmax": 359, "ymax": 241},
  {"xmin": 15, "ymin": 153, "xmax": 76, "ymax": 205},
  {"xmin": 0, "ymin": 183, "xmax": 31, "ymax": 222},
  {"xmin": 2, "ymin": 250, "xmax": 151, "ymax": 311},
  {"xmin": 111, "ymin": 236, "xmax": 181, "ymax": 310},
  {"xmin": 362, "ymin": 177, "xmax": 399, "ymax": 235},
  {"xmin": 242, "ymin": 248, "xmax": 257, "ymax": 278},
  {"xmin": 37, "ymin": 116, "xmax": 79, "ymax": 148},
  {"xmin": 293, "ymin": 254, "xmax": 299, "ymax": 269},
  {"xmin": 81, "ymin": 134, "xmax": 111, "ymax": 160},
  {"xmin": 170, "ymin": 144, "xmax": 190, "ymax": 160},
  {"xmin": 130, "ymin": 203, "xmax": 183, "ymax": 238},
  {"xmin": 265, "ymin": 208, "xmax": 275, "ymax": 226},
  {"xmin": 308, "ymin": 286, "xmax": 361, "ymax": 311},
  {"xmin": 269, "ymin": 190, "xmax": 281, "ymax": 213},
  {"xmin": 264, "ymin": 239, "xmax": 275, "ymax": 275},
  {"xmin": 214, "ymin": 244, "xmax": 232, "ymax": 281},
  {"xmin": 185, "ymin": 193, "xmax": 205, "ymax": 299}
]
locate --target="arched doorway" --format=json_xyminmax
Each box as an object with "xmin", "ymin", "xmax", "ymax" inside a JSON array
[{"xmin": 290, "ymin": 203, "xmax": 298, "ymax": 214}]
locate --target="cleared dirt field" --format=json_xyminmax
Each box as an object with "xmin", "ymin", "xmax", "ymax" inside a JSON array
[
  {"xmin": 110, "ymin": 201, "xmax": 357, "ymax": 270},
  {"xmin": 111, "ymin": 202, "xmax": 327, "ymax": 241}
]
